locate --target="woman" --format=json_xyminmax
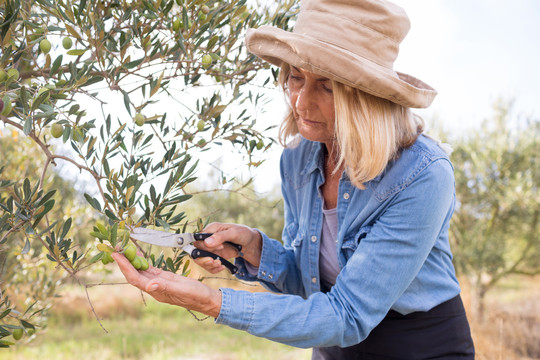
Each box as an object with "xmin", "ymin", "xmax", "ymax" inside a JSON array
[{"xmin": 113, "ymin": 0, "xmax": 475, "ymax": 358}]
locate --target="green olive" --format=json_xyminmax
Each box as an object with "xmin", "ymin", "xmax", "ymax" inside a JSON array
[
  {"xmin": 197, "ymin": 120, "xmax": 205, "ymax": 131},
  {"xmin": 139, "ymin": 256, "xmax": 149, "ymax": 271},
  {"xmin": 201, "ymin": 54, "xmax": 212, "ymax": 69},
  {"xmin": 51, "ymin": 123, "xmax": 64, "ymax": 138},
  {"xmin": 124, "ymin": 243, "xmax": 137, "ymax": 261},
  {"xmin": 62, "ymin": 37, "xmax": 73, "ymax": 50},
  {"xmin": 12, "ymin": 328, "xmax": 23, "ymax": 341},
  {"xmin": 172, "ymin": 18, "xmax": 181, "ymax": 32},
  {"xmin": 1, "ymin": 96, "xmax": 11, "ymax": 116},
  {"xmin": 101, "ymin": 251, "xmax": 114, "ymax": 265},
  {"xmin": 131, "ymin": 256, "xmax": 142, "ymax": 270},
  {"xmin": 7, "ymin": 68, "xmax": 19, "ymax": 80},
  {"xmin": 256, "ymin": 140, "xmax": 264, "ymax": 150},
  {"xmin": 71, "ymin": 127, "xmax": 84, "ymax": 143},
  {"xmin": 39, "ymin": 38, "xmax": 52, "ymax": 54},
  {"xmin": 134, "ymin": 113, "xmax": 146, "ymax": 126}
]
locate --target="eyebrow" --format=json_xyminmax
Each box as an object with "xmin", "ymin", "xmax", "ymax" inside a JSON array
[{"xmin": 291, "ymin": 66, "xmax": 331, "ymax": 82}]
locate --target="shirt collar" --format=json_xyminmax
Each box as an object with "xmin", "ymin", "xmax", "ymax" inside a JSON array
[
  {"xmin": 298, "ymin": 138, "xmax": 387, "ymax": 184},
  {"xmin": 300, "ymin": 139, "xmax": 325, "ymax": 176}
]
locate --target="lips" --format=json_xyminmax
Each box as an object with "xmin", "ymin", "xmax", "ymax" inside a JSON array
[{"xmin": 298, "ymin": 116, "xmax": 318, "ymax": 125}]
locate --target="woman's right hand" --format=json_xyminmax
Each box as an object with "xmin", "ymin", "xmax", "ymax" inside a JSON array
[{"xmin": 192, "ymin": 222, "xmax": 263, "ymax": 274}]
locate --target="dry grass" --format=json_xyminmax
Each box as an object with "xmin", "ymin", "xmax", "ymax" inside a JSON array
[
  {"xmin": 461, "ymin": 275, "xmax": 540, "ymax": 360},
  {"xmin": 43, "ymin": 269, "xmax": 540, "ymax": 360}
]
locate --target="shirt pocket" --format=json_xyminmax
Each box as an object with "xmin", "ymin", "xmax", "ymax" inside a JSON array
[{"xmin": 341, "ymin": 225, "xmax": 372, "ymax": 261}]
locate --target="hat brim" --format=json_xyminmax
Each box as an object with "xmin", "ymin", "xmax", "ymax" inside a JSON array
[{"xmin": 246, "ymin": 26, "xmax": 437, "ymax": 109}]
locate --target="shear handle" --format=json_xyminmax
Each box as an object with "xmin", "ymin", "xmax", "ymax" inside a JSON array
[
  {"xmin": 190, "ymin": 248, "xmax": 238, "ymax": 274},
  {"xmin": 193, "ymin": 233, "xmax": 243, "ymax": 253}
]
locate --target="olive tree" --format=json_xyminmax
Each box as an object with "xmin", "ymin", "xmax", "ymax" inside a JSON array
[
  {"xmin": 449, "ymin": 100, "xmax": 540, "ymax": 319},
  {"xmin": 0, "ymin": 0, "xmax": 297, "ymax": 346}
]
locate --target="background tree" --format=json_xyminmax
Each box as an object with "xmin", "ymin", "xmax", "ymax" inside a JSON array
[
  {"xmin": 448, "ymin": 99, "xmax": 540, "ymax": 320},
  {"xmin": 184, "ymin": 180, "xmax": 284, "ymax": 241},
  {"xmin": 0, "ymin": 134, "xmax": 97, "ymax": 346},
  {"xmin": 0, "ymin": 0, "xmax": 297, "ymax": 347}
]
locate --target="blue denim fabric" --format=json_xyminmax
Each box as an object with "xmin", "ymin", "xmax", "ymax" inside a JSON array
[{"xmin": 215, "ymin": 134, "xmax": 461, "ymax": 348}]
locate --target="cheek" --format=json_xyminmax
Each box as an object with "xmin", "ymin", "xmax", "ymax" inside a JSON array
[
  {"xmin": 288, "ymin": 93, "xmax": 299, "ymax": 115},
  {"xmin": 321, "ymin": 99, "xmax": 336, "ymax": 123}
]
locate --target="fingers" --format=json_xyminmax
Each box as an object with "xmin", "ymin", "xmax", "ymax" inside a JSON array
[
  {"xmin": 111, "ymin": 252, "xmax": 150, "ymax": 290},
  {"xmin": 193, "ymin": 257, "xmax": 226, "ymax": 274}
]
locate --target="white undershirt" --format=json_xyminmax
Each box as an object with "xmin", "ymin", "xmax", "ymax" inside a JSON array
[{"xmin": 319, "ymin": 206, "xmax": 340, "ymax": 291}]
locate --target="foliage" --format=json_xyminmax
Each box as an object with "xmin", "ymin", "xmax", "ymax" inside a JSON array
[
  {"xmin": 0, "ymin": 0, "xmax": 298, "ymax": 347},
  {"xmin": 184, "ymin": 179, "xmax": 284, "ymax": 241},
  {"xmin": 449, "ymin": 99, "xmax": 540, "ymax": 318},
  {"xmin": 0, "ymin": 135, "xmax": 98, "ymax": 347}
]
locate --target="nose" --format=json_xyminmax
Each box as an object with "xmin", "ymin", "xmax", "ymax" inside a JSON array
[{"xmin": 295, "ymin": 82, "xmax": 316, "ymax": 115}]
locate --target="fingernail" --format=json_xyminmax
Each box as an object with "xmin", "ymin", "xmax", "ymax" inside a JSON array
[
  {"xmin": 206, "ymin": 238, "xmax": 216, "ymax": 246},
  {"xmin": 148, "ymin": 283, "xmax": 159, "ymax": 292}
]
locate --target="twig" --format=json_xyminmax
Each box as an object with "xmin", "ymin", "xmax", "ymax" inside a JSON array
[
  {"xmin": 85, "ymin": 281, "xmax": 130, "ymax": 288},
  {"xmin": 187, "ymin": 310, "xmax": 210, "ymax": 321},
  {"xmin": 83, "ymin": 282, "xmax": 108, "ymax": 333}
]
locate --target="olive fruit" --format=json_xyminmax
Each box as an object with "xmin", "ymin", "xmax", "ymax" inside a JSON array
[
  {"xmin": 197, "ymin": 120, "xmax": 205, "ymax": 131},
  {"xmin": 39, "ymin": 38, "xmax": 52, "ymax": 54},
  {"xmin": 124, "ymin": 243, "xmax": 137, "ymax": 261},
  {"xmin": 172, "ymin": 18, "xmax": 181, "ymax": 32},
  {"xmin": 1, "ymin": 96, "xmax": 11, "ymax": 116},
  {"xmin": 72, "ymin": 127, "xmax": 84, "ymax": 142},
  {"xmin": 7, "ymin": 68, "xmax": 19, "ymax": 80},
  {"xmin": 201, "ymin": 54, "xmax": 212, "ymax": 69},
  {"xmin": 201, "ymin": 5, "xmax": 210, "ymax": 14},
  {"xmin": 256, "ymin": 140, "xmax": 264, "ymax": 150},
  {"xmin": 131, "ymin": 256, "xmax": 142, "ymax": 270},
  {"xmin": 101, "ymin": 251, "xmax": 114, "ymax": 265},
  {"xmin": 12, "ymin": 328, "xmax": 23, "ymax": 341},
  {"xmin": 134, "ymin": 113, "xmax": 146, "ymax": 126},
  {"xmin": 51, "ymin": 123, "xmax": 64, "ymax": 138},
  {"xmin": 139, "ymin": 256, "xmax": 149, "ymax": 271},
  {"xmin": 62, "ymin": 37, "xmax": 73, "ymax": 50}
]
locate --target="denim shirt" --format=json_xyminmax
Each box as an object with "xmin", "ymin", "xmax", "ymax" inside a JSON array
[{"xmin": 216, "ymin": 134, "xmax": 461, "ymax": 348}]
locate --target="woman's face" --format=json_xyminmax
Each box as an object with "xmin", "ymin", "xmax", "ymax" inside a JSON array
[{"xmin": 287, "ymin": 66, "xmax": 336, "ymax": 146}]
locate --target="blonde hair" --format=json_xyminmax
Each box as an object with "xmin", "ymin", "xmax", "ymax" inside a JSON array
[{"xmin": 278, "ymin": 64, "xmax": 423, "ymax": 189}]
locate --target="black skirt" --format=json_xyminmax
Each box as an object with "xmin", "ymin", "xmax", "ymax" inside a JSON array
[{"xmin": 312, "ymin": 295, "xmax": 475, "ymax": 360}]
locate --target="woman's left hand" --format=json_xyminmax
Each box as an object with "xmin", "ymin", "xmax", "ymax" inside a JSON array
[{"xmin": 112, "ymin": 252, "xmax": 222, "ymax": 318}]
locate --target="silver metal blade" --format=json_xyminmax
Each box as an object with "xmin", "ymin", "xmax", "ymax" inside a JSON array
[{"xmin": 130, "ymin": 227, "xmax": 194, "ymax": 248}]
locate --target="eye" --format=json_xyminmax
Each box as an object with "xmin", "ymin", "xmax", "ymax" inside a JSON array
[
  {"xmin": 322, "ymin": 83, "xmax": 333, "ymax": 93},
  {"xmin": 289, "ymin": 74, "xmax": 303, "ymax": 81}
]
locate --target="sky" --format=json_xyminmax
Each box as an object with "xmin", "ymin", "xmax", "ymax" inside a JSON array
[
  {"xmin": 391, "ymin": 0, "xmax": 540, "ymax": 128},
  {"xmin": 4, "ymin": 1, "xmax": 539, "ymax": 196},
  {"xmin": 247, "ymin": 0, "xmax": 540, "ymax": 192}
]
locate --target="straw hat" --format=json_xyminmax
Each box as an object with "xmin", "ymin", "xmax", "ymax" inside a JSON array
[{"xmin": 245, "ymin": 0, "xmax": 437, "ymax": 108}]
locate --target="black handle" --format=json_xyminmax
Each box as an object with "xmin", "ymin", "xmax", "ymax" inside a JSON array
[
  {"xmin": 193, "ymin": 233, "xmax": 243, "ymax": 253},
  {"xmin": 190, "ymin": 248, "xmax": 238, "ymax": 274}
]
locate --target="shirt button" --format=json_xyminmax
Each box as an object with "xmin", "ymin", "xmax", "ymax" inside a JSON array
[
  {"xmin": 261, "ymin": 271, "xmax": 266, "ymax": 276},
  {"xmin": 343, "ymin": 192, "xmax": 350, "ymax": 200},
  {"xmin": 269, "ymin": 274, "xmax": 273, "ymax": 279},
  {"xmin": 311, "ymin": 236, "xmax": 317, "ymax": 242},
  {"xmin": 311, "ymin": 277, "xmax": 317, "ymax": 284}
]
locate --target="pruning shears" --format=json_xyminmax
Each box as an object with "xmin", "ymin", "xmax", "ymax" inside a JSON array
[{"xmin": 129, "ymin": 227, "xmax": 242, "ymax": 274}]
